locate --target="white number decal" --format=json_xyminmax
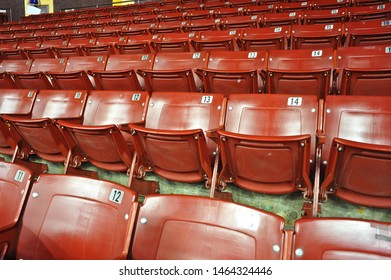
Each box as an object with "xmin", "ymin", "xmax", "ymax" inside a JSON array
[
  {"xmin": 274, "ymin": 27, "xmax": 282, "ymax": 32},
  {"xmin": 75, "ymin": 92, "xmax": 82, "ymax": 99},
  {"xmin": 312, "ymin": 50, "xmax": 323, "ymax": 57},
  {"xmin": 331, "ymin": 9, "xmax": 338, "ymax": 14},
  {"xmin": 287, "ymin": 97, "xmax": 303, "ymax": 107},
  {"xmin": 109, "ymin": 188, "xmax": 124, "ymax": 204},
  {"xmin": 385, "ymin": 47, "xmax": 391, "ymax": 53},
  {"xmin": 325, "ymin": 24, "xmax": 334, "ymax": 30},
  {"xmin": 132, "ymin": 93, "xmax": 141, "ymax": 101},
  {"xmin": 193, "ymin": 53, "xmax": 201, "ymax": 59},
  {"xmin": 248, "ymin": 52, "xmax": 258, "ymax": 58},
  {"xmin": 14, "ymin": 170, "xmax": 26, "ymax": 182},
  {"xmin": 201, "ymin": 96, "xmax": 213, "ymax": 104}
]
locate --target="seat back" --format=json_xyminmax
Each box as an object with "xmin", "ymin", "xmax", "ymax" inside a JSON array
[
  {"xmin": 344, "ymin": 19, "xmax": 391, "ymax": 47},
  {"xmin": 0, "ymin": 161, "xmax": 33, "ymax": 259},
  {"xmin": 130, "ymin": 92, "xmax": 226, "ymax": 185},
  {"xmin": 91, "ymin": 53, "xmax": 154, "ymax": 90},
  {"xmin": 238, "ymin": 26, "xmax": 290, "ymax": 51},
  {"xmin": 199, "ymin": 50, "xmax": 268, "ymax": 94},
  {"xmin": 335, "ymin": 45, "xmax": 391, "ymax": 95},
  {"xmin": 191, "ymin": 29, "xmax": 241, "ymax": 51},
  {"xmin": 12, "ymin": 58, "xmax": 68, "ymax": 90},
  {"xmin": 132, "ymin": 194, "xmax": 286, "ymax": 260},
  {"xmin": 58, "ymin": 90, "xmax": 149, "ymax": 174},
  {"xmin": 17, "ymin": 174, "xmax": 138, "ymax": 260},
  {"xmin": 151, "ymin": 32, "xmax": 200, "ymax": 52},
  {"xmin": 0, "ymin": 89, "xmax": 37, "ymax": 156},
  {"xmin": 303, "ymin": 8, "xmax": 347, "ymax": 24},
  {"xmin": 266, "ymin": 48, "xmax": 335, "ymax": 99},
  {"xmin": 141, "ymin": 51, "xmax": 208, "ymax": 92},
  {"xmin": 291, "ymin": 218, "xmax": 391, "ymax": 259},
  {"xmin": 49, "ymin": 56, "xmax": 107, "ymax": 90},
  {"xmin": 290, "ymin": 23, "xmax": 344, "ymax": 50},
  {"xmin": 320, "ymin": 95, "xmax": 391, "ymax": 208},
  {"xmin": 217, "ymin": 94, "xmax": 318, "ymax": 195},
  {"xmin": 4, "ymin": 90, "xmax": 88, "ymax": 163}
]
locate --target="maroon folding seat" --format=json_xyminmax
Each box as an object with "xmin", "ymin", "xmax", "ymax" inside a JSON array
[
  {"xmin": 184, "ymin": 10, "xmax": 213, "ymax": 20},
  {"xmin": 115, "ymin": 34, "xmax": 161, "ymax": 54},
  {"xmin": 16, "ymin": 174, "xmax": 138, "ymax": 260},
  {"xmin": 15, "ymin": 37, "xmax": 42, "ymax": 51},
  {"xmin": 158, "ymin": 12, "xmax": 186, "ymax": 22},
  {"xmin": 290, "ymin": 22, "xmax": 344, "ymax": 50},
  {"xmin": 53, "ymin": 33, "xmax": 97, "ymax": 58},
  {"xmin": 90, "ymin": 53, "xmax": 154, "ymax": 91},
  {"xmin": 191, "ymin": 30, "xmax": 241, "ymax": 51},
  {"xmin": 348, "ymin": 3, "xmax": 391, "ymax": 21},
  {"xmin": 183, "ymin": 18, "xmax": 222, "ymax": 32},
  {"xmin": 197, "ymin": 50, "xmax": 268, "ymax": 94},
  {"xmin": 203, "ymin": 0, "xmax": 231, "ymax": 10},
  {"xmin": 344, "ymin": 19, "xmax": 391, "ymax": 46},
  {"xmin": 132, "ymin": 14, "xmax": 159, "ymax": 24},
  {"xmin": 2, "ymin": 90, "xmax": 88, "ymax": 167},
  {"xmin": 220, "ymin": 15, "xmax": 261, "ymax": 30},
  {"xmin": 230, "ymin": 0, "xmax": 261, "ymax": 8},
  {"xmin": 48, "ymin": 55, "xmax": 107, "ymax": 90},
  {"xmin": 237, "ymin": 26, "xmax": 290, "ymax": 50},
  {"xmin": 149, "ymin": 21, "xmax": 187, "ymax": 34},
  {"xmin": 303, "ymin": 8, "xmax": 348, "ymax": 24},
  {"xmin": 262, "ymin": 11, "xmax": 302, "ymax": 27},
  {"xmin": 138, "ymin": 51, "xmax": 208, "ymax": 92},
  {"xmin": 118, "ymin": 23, "xmax": 151, "ymax": 36},
  {"xmin": 0, "ymin": 161, "xmax": 33, "ymax": 259},
  {"xmin": 215, "ymin": 94, "xmax": 317, "ymax": 199},
  {"xmin": 335, "ymin": 45, "xmax": 391, "ymax": 95},
  {"xmin": 289, "ymin": 218, "xmax": 391, "ymax": 259},
  {"xmin": 155, "ymin": 5, "xmax": 180, "ymax": 15},
  {"xmin": 0, "ymin": 60, "xmax": 32, "ymax": 89},
  {"xmin": 12, "ymin": 58, "xmax": 68, "ymax": 90},
  {"xmin": 0, "ymin": 89, "xmax": 37, "ymax": 160},
  {"xmin": 82, "ymin": 34, "xmax": 126, "ymax": 56},
  {"xmin": 129, "ymin": 92, "xmax": 226, "ymax": 187},
  {"xmin": 57, "ymin": 91, "xmax": 149, "ymax": 186},
  {"xmin": 132, "ymin": 195, "xmax": 286, "ymax": 260},
  {"xmin": 243, "ymin": 4, "xmax": 276, "ymax": 16},
  {"xmin": 318, "ymin": 95, "xmax": 391, "ymax": 209},
  {"xmin": 352, "ymin": 0, "xmax": 388, "ymax": 6},
  {"xmin": 312, "ymin": 0, "xmax": 350, "ymax": 10},
  {"xmin": 266, "ymin": 48, "xmax": 335, "ymax": 99},
  {"xmin": 213, "ymin": 7, "xmax": 245, "ymax": 18},
  {"xmin": 150, "ymin": 32, "xmax": 200, "ymax": 52},
  {"xmin": 277, "ymin": 2, "xmax": 313, "ymax": 13},
  {"xmin": 40, "ymin": 34, "xmax": 69, "ymax": 49},
  {"xmin": 178, "ymin": 3, "xmax": 204, "ymax": 13}
]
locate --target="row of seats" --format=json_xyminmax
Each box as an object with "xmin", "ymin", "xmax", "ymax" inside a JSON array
[
  {"xmin": 15, "ymin": 0, "xmax": 391, "ymax": 25},
  {"xmin": 4, "ymin": 3, "xmax": 391, "ymax": 32},
  {"xmin": 0, "ymin": 46, "xmax": 390, "ymax": 97},
  {"xmin": 0, "ymin": 89, "xmax": 390, "ymax": 215},
  {"xmin": 0, "ymin": 163, "xmax": 390, "ymax": 260},
  {"xmin": 1, "ymin": 20, "xmax": 390, "ymax": 62}
]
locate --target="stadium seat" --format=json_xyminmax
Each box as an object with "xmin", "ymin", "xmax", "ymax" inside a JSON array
[
  {"xmin": 191, "ymin": 30, "xmax": 241, "ymax": 51},
  {"xmin": 0, "ymin": 161, "xmax": 33, "ymax": 259},
  {"xmin": 16, "ymin": 174, "xmax": 138, "ymax": 260},
  {"xmin": 266, "ymin": 48, "xmax": 335, "ymax": 99},
  {"xmin": 0, "ymin": 59, "xmax": 32, "ymax": 89},
  {"xmin": 149, "ymin": 21, "xmax": 187, "ymax": 34},
  {"xmin": 0, "ymin": 89, "xmax": 37, "ymax": 159},
  {"xmin": 312, "ymin": 0, "xmax": 350, "ymax": 10},
  {"xmin": 290, "ymin": 23, "xmax": 344, "ymax": 50},
  {"xmin": 82, "ymin": 34, "xmax": 126, "ymax": 56},
  {"xmin": 213, "ymin": 7, "xmax": 245, "ymax": 18},
  {"xmin": 57, "ymin": 91, "xmax": 149, "ymax": 187},
  {"xmin": 289, "ymin": 218, "xmax": 391, "ymax": 259},
  {"xmin": 2, "ymin": 90, "xmax": 88, "ymax": 167},
  {"xmin": 335, "ymin": 45, "xmax": 391, "ymax": 95},
  {"xmin": 150, "ymin": 32, "xmax": 200, "ymax": 52},
  {"xmin": 12, "ymin": 58, "xmax": 68, "ymax": 90},
  {"xmin": 196, "ymin": 50, "xmax": 268, "ymax": 94},
  {"xmin": 277, "ymin": 2, "xmax": 313, "ymax": 14},
  {"xmin": 303, "ymin": 8, "xmax": 347, "ymax": 25},
  {"xmin": 219, "ymin": 15, "xmax": 261, "ymax": 30},
  {"xmin": 138, "ymin": 51, "xmax": 208, "ymax": 92},
  {"xmin": 262, "ymin": 12, "xmax": 302, "ymax": 27},
  {"xmin": 215, "ymin": 94, "xmax": 318, "ymax": 199},
  {"xmin": 53, "ymin": 34, "xmax": 96, "ymax": 57},
  {"xmin": 348, "ymin": 3, "xmax": 391, "ymax": 22},
  {"xmin": 119, "ymin": 23, "xmax": 152, "ymax": 36},
  {"xmin": 115, "ymin": 34, "xmax": 160, "ymax": 54},
  {"xmin": 344, "ymin": 19, "xmax": 391, "ymax": 46},
  {"xmin": 237, "ymin": 26, "xmax": 290, "ymax": 51},
  {"xmin": 129, "ymin": 92, "xmax": 226, "ymax": 187},
  {"xmin": 48, "ymin": 55, "xmax": 107, "ymax": 90},
  {"xmin": 318, "ymin": 95, "xmax": 391, "ymax": 208},
  {"xmin": 184, "ymin": 18, "xmax": 222, "ymax": 32},
  {"xmin": 243, "ymin": 4, "xmax": 276, "ymax": 16},
  {"xmin": 90, "ymin": 53, "xmax": 154, "ymax": 91},
  {"xmin": 184, "ymin": 10, "xmax": 213, "ymax": 20},
  {"xmin": 158, "ymin": 12, "xmax": 186, "ymax": 22},
  {"xmin": 132, "ymin": 194, "xmax": 286, "ymax": 260}
]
